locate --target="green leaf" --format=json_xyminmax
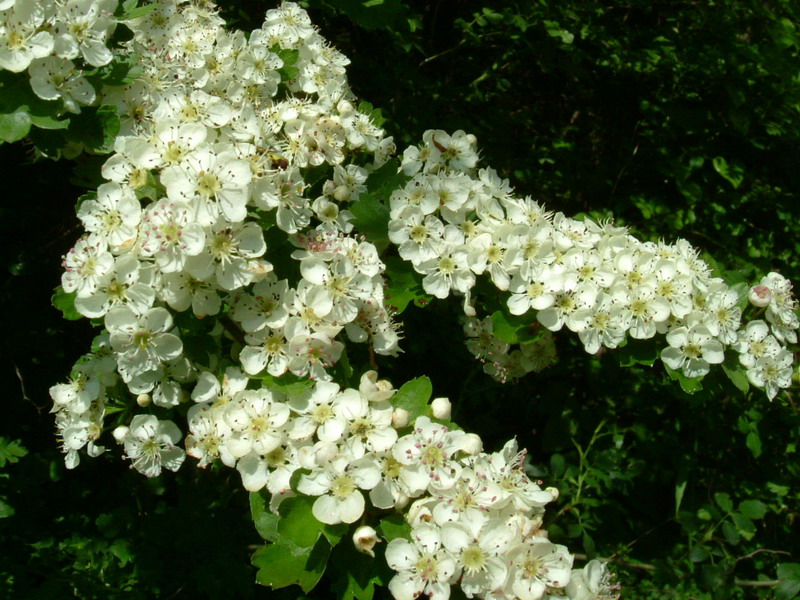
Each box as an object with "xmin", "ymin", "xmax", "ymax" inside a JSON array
[
  {"xmin": 384, "ymin": 256, "xmax": 427, "ymax": 314},
  {"xmin": 52, "ymin": 286, "xmax": 82, "ymax": 321},
  {"xmin": 664, "ymin": 365, "xmax": 703, "ymax": 393},
  {"xmin": 276, "ymin": 495, "xmax": 326, "ymax": 555},
  {"xmin": 714, "ymin": 492, "xmax": 733, "ymax": 513},
  {"xmin": 391, "ymin": 376, "xmax": 432, "ymax": 420},
  {"xmin": 617, "ymin": 338, "xmax": 659, "ymax": 367},
  {"xmin": 746, "ymin": 430, "xmax": 762, "ymax": 459},
  {"xmin": 722, "ymin": 363, "xmax": 749, "ymax": 394},
  {"xmin": 0, "ymin": 110, "xmax": 32, "ymax": 143},
  {"xmin": 67, "ymin": 104, "xmax": 120, "ymax": 154},
  {"xmin": 675, "ymin": 476, "xmax": 688, "ymax": 516},
  {"xmin": 28, "ymin": 113, "xmax": 70, "ymax": 130},
  {"xmin": 357, "ymin": 101, "xmax": 386, "ymax": 128},
  {"xmin": 273, "ymin": 48, "xmax": 300, "ymax": 82},
  {"xmin": 0, "ymin": 499, "xmax": 14, "ymax": 518},
  {"xmin": 0, "ymin": 437, "xmax": 27, "ymax": 468},
  {"xmin": 489, "ymin": 311, "xmax": 537, "ymax": 345},
  {"xmin": 250, "ymin": 490, "xmax": 280, "ymax": 541},
  {"xmin": 259, "ymin": 372, "xmax": 315, "ymax": 396},
  {"xmin": 376, "ymin": 513, "xmax": 412, "ymax": 542},
  {"xmin": 322, "ymin": 523, "xmax": 348, "ymax": 547},
  {"xmin": 712, "ymin": 156, "xmax": 744, "ymax": 189},
  {"xmin": 737, "ymin": 499, "xmax": 767, "ymax": 520},
  {"xmin": 331, "ymin": 542, "xmax": 386, "ymax": 600},
  {"xmin": 350, "ymin": 194, "xmax": 390, "ymax": 247},
  {"xmin": 118, "ymin": 0, "xmax": 158, "ymax": 21},
  {"xmin": 252, "ymin": 537, "xmax": 330, "ymax": 593},
  {"xmin": 731, "ymin": 511, "xmax": 756, "ymax": 540},
  {"xmin": 777, "ymin": 563, "xmax": 800, "ymax": 600}
]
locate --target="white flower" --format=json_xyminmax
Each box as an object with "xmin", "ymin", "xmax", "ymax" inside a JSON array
[
  {"xmin": 77, "ymin": 182, "xmax": 142, "ymax": 250},
  {"xmin": 28, "ymin": 57, "xmax": 96, "ymax": 113},
  {"xmin": 386, "ymin": 524, "xmax": 459, "ymax": 600},
  {"xmin": 297, "ymin": 451, "xmax": 381, "ymax": 525},
  {"xmin": 0, "ymin": 2, "xmax": 53, "ymax": 73},
  {"xmin": 105, "ymin": 306, "xmax": 183, "ymax": 381},
  {"xmin": 441, "ymin": 519, "xmax": 518, "ymax": 598},
  {"xmin": 61, "ymin": 237, "xmax": 114, "ymax": 298},
  {"xmin": 139, "ymin": 199, "xmax": 206, "ymax": 273},
  {"xmin": 161, "ymin": 147, "xmax": 253, "ymax": 225},
  {"xmin": 222, "ymin": 388, "xmax": 290, "ymax": 459},
  {"xmin": 734, "ymin": 320, "xmax": 781, "ymax": 368},
  {"xmin": 661, "ymin": 322, "xmax": 724, "ymax": 378},
  {"xmin": 566, "ymin": 560, "xmax": 618, "ymax": 600},
  {"xmin": 508, "ymin": 538, "xmax": 574, "ymax": 600},
  {"xmin": 393, "ymin": 416, "xmax": 471, "ymax": 491},
  {"xmin": 746, "ymin": 349, "xmax": 793, "ymax": 400},
  {"xmin": 121, "ymin": 415, "xmax": 185, "ymax": 477},
  {"xmin": 75, "ymin": 254, "xmax": 155, "ymax": 319}
]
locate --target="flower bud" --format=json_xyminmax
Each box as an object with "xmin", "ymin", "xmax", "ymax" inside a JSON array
[
  {"xmin": 748, "ymin": 284, "xmax": 772, "ymax": 307},
  {"xmin": 545, "ymin": 486, "xmax": 560, "ymax": 501},
  {"xmin": 352, "ymin": 525, "xmax": 379, "ymax": 557},
  {"xmin": 430, "ymin": 397, "xmax": 452, "ymax": 420},
  {"xmin": 333, "ymin": 185, "xmax": 350, "ymax": 202},
  {"xmin": 136, "ymin": 393, "xmax": 151, "ymax": 407},
  {"xmin": 461, "ymin": 433, "xmax": 483, "ymax": 456},
  {"xmin": 392, "ymin": 407, "xmax": 410, "ymax": 429},
  {"xmin": 112, "ymin": 425, "xmax": 129, "ymax": 443}
]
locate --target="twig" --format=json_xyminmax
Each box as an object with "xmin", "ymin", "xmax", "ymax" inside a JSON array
[
  {"xmin": 734, "ymin": 579, "xmax": 782, "ymax": 588},
  {"xmin": 736, "ymin": 548, "xmax": 792, "ymax": 563},
  {"xmin": 419, "ymin": 40, "xmax": 465, "ymax": 67}
]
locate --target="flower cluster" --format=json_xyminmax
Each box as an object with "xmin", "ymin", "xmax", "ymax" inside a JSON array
[
  {"xmin": 0, "ymin": 0, "xmax": 118, "ymax": 112},
  {"xmin": 50, "ymin": 0, "xmax": 406, "ymax": 470},
  {"xmin": 390, "ymin": 132, "xmax": 799, "ymax": 397}
]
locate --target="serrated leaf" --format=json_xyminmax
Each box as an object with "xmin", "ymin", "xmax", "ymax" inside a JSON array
[
  {"xmin": 52, "ymin": 286, "xmax": 82, "ymax": 321},
  {"xmin": 738, "ymin": 499, "xmax": 767, "ymax": 520},
  {"xmin": 0, "ymin": 437, "xmax": 27, "ymax": 468},
  {"xmin": 0, "ymin": 110, "xmax": 32, "ymax": 143},
  {"xmin": 391, "ymin": 377, "xmax": 432, "ymax": 420},
  {"xmin": 252, "ymin": 537, "xmax": 330, "ymax": 593}
]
